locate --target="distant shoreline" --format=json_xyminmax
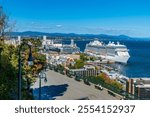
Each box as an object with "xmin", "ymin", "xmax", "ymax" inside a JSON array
[{"xmin": 9, "ymin": 31, "xmax": 150, "ymax": 40}]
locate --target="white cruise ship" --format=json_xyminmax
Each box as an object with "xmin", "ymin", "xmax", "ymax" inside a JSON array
[{"xmin": 84, "ymin": 39, "xmax": 130, "ymax": 63}]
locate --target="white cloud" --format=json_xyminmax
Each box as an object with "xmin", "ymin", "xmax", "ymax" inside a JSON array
[
  {"xmin": 82, "ymin": 27, "xmax": 136, "ymax": 36},
  {"xmin": 56, "ymin": 24, "xmax": 62, "ymax": 28}
]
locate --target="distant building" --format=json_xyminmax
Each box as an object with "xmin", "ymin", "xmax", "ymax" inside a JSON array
[
  {"xmin": 70, "ymin": 65, "xmax": 100, "ymax": 77},
  {"xmin": 18, "ymin": 36, "xmax": 21, "ymax": 45},
  {"xmin": 4, "ymin": 36, "xmax": 21, "ymax": 46},
  {"xmin": 42, "ymin": 36, "xmax": 47, "ymax": 48},
  {"xmin": 126, "ymin": 78, "xmax": 150, "ymax": 99},
  {"xmin": 42, "ymin": 38, "xmax": 80, "ymax": 54},
  {"xmin": 126, "ymin": 78, "xmax": 135, "ymax": 94},
  {"xmin": 48, "ymin": 54, "xmax": 80, "ymax": 68},
  {"xmin": 67, "ymin": 54, "xmax": 80, "ymax": 60}
]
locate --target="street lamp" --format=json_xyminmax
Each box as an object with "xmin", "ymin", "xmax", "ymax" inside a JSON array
[
  {"xmin": 18, "ymin": 42, "xmax": 33, "ymax": 100},
  {"xmin": 38, "ymin": 71, "xmax": 47, "ymax": 100},
  {"xmin": 0, "ymin": 47, "xmax": 2, "ymax": 54}
]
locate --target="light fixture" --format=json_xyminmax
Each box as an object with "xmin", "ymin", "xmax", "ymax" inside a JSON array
[{"xmin": 18, "ymin": 41, "xmax": 34, "ymax": 100}]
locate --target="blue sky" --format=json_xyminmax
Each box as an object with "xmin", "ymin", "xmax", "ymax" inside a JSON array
[{"xmin": 1, "ymin": 0, "xmax": 150, "ymax": 37}]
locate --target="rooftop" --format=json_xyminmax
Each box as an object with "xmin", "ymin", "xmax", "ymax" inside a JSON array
[{"xmin": 136, "ymin": 84, "xmax": 150, "ymax": 88}]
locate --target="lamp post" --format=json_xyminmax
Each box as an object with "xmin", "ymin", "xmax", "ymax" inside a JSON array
[
  {"xmin": 38, "ymin": 71, "xmax": 47, "ymax": 100},
  {"xmin": 0, "ymin": 47, "xmax": 2, "ymax": 54},
  {"xmin": 0, "ymin": 47, "xmax": 3, "ymax": 57},
  {"xmin": 18, "ymin": 42, "xmax": 33, "ymax": 100}
]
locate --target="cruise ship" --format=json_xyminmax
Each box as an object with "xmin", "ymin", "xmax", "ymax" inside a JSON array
[{"xmin": 84, "ymin": 39, "xmax": 130, "ymax": 63}]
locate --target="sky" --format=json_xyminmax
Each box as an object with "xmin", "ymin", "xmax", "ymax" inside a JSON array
[{"xmin": 0, "ymin": 0, "xmax": 150, "ymax": 37}]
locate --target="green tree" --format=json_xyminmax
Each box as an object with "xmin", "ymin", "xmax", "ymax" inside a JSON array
[
  {"xmin": 0, "ymin": 6, "xmax": 46, "ymax": 99},
  {"xmin": 0, "ymin": 44, "xmax": 18, "ymax": 99},
  {"xmin": 79, "ymin": 53, "xmax": 88, "ymax": 61},
  {"xmin": 74, "ymin": 59, "xmax": 84, "ymax": 69},
  {"xmin": 0, "ymin": 39, "xmax": 46, "ymax": 99}
]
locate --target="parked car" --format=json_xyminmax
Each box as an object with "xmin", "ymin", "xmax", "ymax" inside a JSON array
[
  {"xmin": 75, "ymin": 77, "xmax": 82, "ymax": 82},
  {"xmin": 108, "ymin": 90, "xmax": 116, "ymax": 97},
  {"xmin": 84, "ymin": 79, "xmax": 91, "ymax": 86},
  {"xmin": 95, "ymin": 84, "xmax": 103, "ymax": 90}
]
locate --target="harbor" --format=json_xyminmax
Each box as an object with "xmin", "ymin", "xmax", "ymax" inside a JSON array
[
  {"xmin": 1, "ymin": 1, "xmax": 150, "ymax": 117},
  {"xmin": 4, "ymin": 35, "xmax": 150, "ymax": 100},
  {"xmin": 41, "ymin": 36, "xmax": 150, "ymax": 100}
]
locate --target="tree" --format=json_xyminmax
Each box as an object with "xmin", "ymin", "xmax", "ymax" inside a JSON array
[
  {"xmin": 0, "ymin": 44, "xmax": 18, "ymax": 99},
  {"xmin": 0, "ymin": 5, "xmax": 16, "ymax": 44},
  {"xmin": 97, "ymin": 73, "xmax": 123, "ymax": 90},
  {"xmin": 0, "ymin": 6, "xmax": 46, "ymax": 99},
  {"xmin": 79, "ymin": 53, "xmax": 88, "ymax": 61},
  {"xmin": 0, "ymin": 6, "xmax": 11, "ymax": 42},
  {"xmin": 74, "ymin": 59, "xmax": 84, "ymax": 69}
]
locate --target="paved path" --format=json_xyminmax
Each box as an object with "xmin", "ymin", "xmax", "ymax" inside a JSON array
[{"xmin": 32, "ymin": 70, "xmax": 119, "ymax": 100}]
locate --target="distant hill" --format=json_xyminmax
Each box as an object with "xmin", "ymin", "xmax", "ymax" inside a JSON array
[{"xmin": 10, "ymin": 31, "xmax": 133, "ymax": 40}]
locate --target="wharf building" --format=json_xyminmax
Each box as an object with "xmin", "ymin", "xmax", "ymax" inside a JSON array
[{"xmin": 42, "ymin": 36, "xmax": 80, "ymax": 54}]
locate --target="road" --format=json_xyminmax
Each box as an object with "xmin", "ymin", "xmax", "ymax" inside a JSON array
[{"xmin": 32, "ymin": 70, "xmax": 119, "ymax": 100}]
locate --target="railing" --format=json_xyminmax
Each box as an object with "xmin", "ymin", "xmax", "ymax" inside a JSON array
[{"xmin": 47, "ymin": 63, "xmax": 138, "ymax": 100}]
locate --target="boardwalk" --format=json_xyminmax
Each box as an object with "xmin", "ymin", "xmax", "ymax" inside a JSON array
[{"xmin": 32, "ymin": 70, "xmax": 119, "ymax": 100}]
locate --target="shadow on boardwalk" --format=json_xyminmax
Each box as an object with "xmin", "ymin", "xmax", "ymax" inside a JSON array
[{"xmin": 32, "ymin": 84, "xmax": 69, "ymax": 100}]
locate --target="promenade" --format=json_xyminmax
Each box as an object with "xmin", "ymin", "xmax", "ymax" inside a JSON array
[{"xmin": 32, "ymin": 70, "xmax": 119, "ymax": 100}]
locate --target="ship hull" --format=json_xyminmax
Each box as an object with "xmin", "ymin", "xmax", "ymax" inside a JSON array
[{"xmin": 105, "ymin": 55, "xmax": 130, "ymax": 63}]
